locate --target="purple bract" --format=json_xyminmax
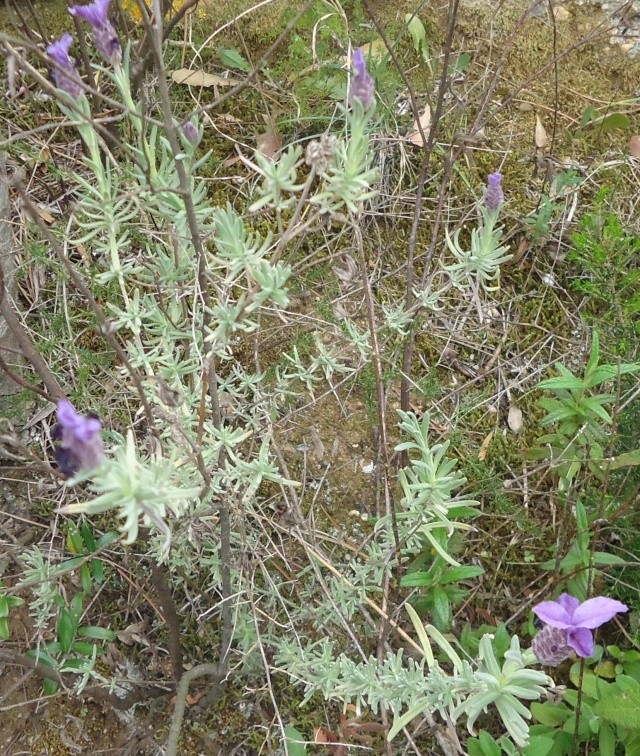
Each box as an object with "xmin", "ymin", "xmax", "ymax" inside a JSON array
[
  {"xmin": 182, "ymin": 121, "xmax": 199, "ymax": 145},
  {"xmin": 47, "ymin": 34, "xmax": 84, "ymax": 98},
  {"xmin": 69, "ymin": 0, "xmax": 121, "ymax": 66},
  {"xmin": 484, "ymin": 171, "xmax": 504, "ymax": 211},
  {"xmin": 348, "ymin": 48, "xmax": 375, "ymax": 110},
  {"xmin": 53, "ymin": 400, "xmax": 104, "ymax": 476},
  {"xmin": 533, "ymin": 593, "xmax": 628, "ymax": 660},
  {"xmin": 531, "ymin": 625, "xmax": 573, "ymax": 666}
]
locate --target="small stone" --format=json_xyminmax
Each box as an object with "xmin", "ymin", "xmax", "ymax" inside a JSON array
[
  {"xmin": 629, "ymin": 135, "xmax": 640, "ymax": 158},
  {"xmin": 553, "ymin": 6, "xmax": 570, "ymax": 20},
  {"xmin": 508, "ymin": 405, "xmax": 523, "ymax": 434}
]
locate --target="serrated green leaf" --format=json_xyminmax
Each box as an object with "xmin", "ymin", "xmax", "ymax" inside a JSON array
[
  {"xmin": 531, "ymin": 701, "xmax": 571, "ymax": 727},
  {"xmin": 569, "ymin": 667, "xmax": 611, "ymax": 699},
  {"xmin": 575, "ymin": 500, "xmax": 588, "ymax": 532},
  {"xmin": 80, "ymin": 564, "xmax": 92, "ymax": 595},
  {"xmin": 95, "ymin": 531, "xmax": 119, "ymax": 549},
  {"xmin": 71, "ymin": 641, "xmax": 101, "ymax": 656},
  {"xmin": 592, "ymin": 552, "xmax": 625, "ymax": 566},
  {"xmin": 605, "ymin": 449, "xmax": 640, "ymax": 470},
  {"xmin": 218, "ymin": 48, "xmax": 251, "ymax": 73},
  {"xmin": 539, "ymin": 375, "xmax": 586, "ymax": 392},
  {"xmin": 80, "ymin": 521, "xmax": 97, "ymax": 552},
  {"xmin": 477, "ymin": 729, "xmax": 501, "ymax": 756},
  {"xmin": 625, "ymin": 735, "xmax": 640, "ymax": 756},
  {"xmin": 439, "ymin": 565, "xmax": 485, "ymax": 584},
  {"xmin": 596, "ymin": 112, "xmax": 631, "ymax": 132},
  {"xmin": 400, "ymin": 571, "xmax": 435, "ymax": 588},
  {"xmin": 585, "ymin": 331, "xmax": 600, "ymax": 374},
  {"xmin": 58, "ymin": 609, "xmax": 77, "ymax": 653},
  {"xmin": 91, "ymin": 558, "xmax": 104, "ymax": 584},
  {"xmin": 431, "ymin": 585, "xmax": 451, "ymax": 631},
  {"xmin": 594, "ymin": 687, "xmax": 640, "ymax": 728},
  {"xmin": 406, "ymin": 13, "xmax": 430, "ymax": 63},
  {"xmin": 580, "ymin": 397, "xmax": 612, "ymax": 424},
  {"xmin": 52, "ymin": 557, "xmax": 85, "ymax": 576},
  {"xmin": 43, "ymin": 678, "xmax": 59, "ymax": 696},
  {"xmin": 466, "ymin": 738, "xmax": 484, "ymax": 756}
]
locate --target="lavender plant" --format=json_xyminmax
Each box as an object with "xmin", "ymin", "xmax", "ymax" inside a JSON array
[
  {"xmin": 2, "ymin": 5, "xmax": 637, "ymax": 753},
  {"xmin": 276, "ymin": 605, "xmax": 554, "ymax": 748},
  {"xmin": 445, "ymin": 172, "xmax": 513, "ymax": 293}
]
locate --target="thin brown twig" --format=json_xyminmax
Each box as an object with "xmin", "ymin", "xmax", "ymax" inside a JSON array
[
  {"xmin": 12, "ymin": 182, "xmax": 157, "ymax": 428},
  {"xmin": 0, "ymin": 260, "xmax": 65, "ymax": 401}
]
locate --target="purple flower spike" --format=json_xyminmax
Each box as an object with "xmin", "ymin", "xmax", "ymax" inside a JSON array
[
  {"xmin": 47, "ymin": 34, "xmax": 84, "ymax": 98},
  {"xmin": 531, "ymin": 625, "xmax": 573, "ymax": 666},
  {"xmin": 484, "ymin": 171, "xmax": 504, "ymax": 211},
  {"xmin": 183, "ymin": 121, "xmax": 199, "ymax": 145},
  {"xmin": 69, "ymin": 0, "xmax": 121, "ymax": 66},
  {"xmin": 53, "ymin": 400, "xmax": 104, "ymax": 476},
  {"xmin": 348, "ymin": 47, "xmax": 375, "ymax": 110},
  {"xmin": 533, "ymin": 593, "xmax": 628, "ymax": 660}
]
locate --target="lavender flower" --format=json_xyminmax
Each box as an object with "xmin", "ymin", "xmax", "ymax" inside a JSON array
[
  {"xmin": 69, "ymin": 0, "xmax": 121, "ymax": 66},
  {"xmin": 484, "ymin": 171, "xmax": 504, "ymax": 211},
  {"xmin": 47, "ymin": 34, "xmax": 84, "ymax": 98},
  {"xmin": 182, "ymin": 121, "xmax": 199, "ymax": 145},
  {"xmin": 531, "ymin": 625, "xmax": 573, "ymax": 666},
  {"xmin": 348, "ymin": 48, "xmax": 375, "ymax": 110},
  {"xmin": 52, "ymin": 400, "xmax": 104, "ymax": 476},
  {"xmin": 533, "ymin": 593, "xmax": 628, "ymax": 660}
]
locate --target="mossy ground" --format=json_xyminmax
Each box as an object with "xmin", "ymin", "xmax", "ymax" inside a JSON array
[{"xmin": 1, "ymin": 0, "xmax": 640, "ymax": 752}]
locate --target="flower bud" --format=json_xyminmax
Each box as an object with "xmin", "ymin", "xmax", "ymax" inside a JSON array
[
  {"xmin": 47, "ymin": 34, "xmax": 84, "ymax": 98},
  {"xmin": 348, "ymin": 48, "xmax": 375, "ymax": 110}
]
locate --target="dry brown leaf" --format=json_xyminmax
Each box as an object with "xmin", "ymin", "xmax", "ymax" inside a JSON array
[
  {"xmin": 256, "ymin": 113, "xmax": 282, "ymax": 160},
  {"xmin": 534, "ymin": 114, "xmax": 548, "ymax": 150},
  {"xmin": 315, "ymin": 728, "xmax": 331, "ymax": 744},
  {"xmin": 221, "ymin": 153, "xmax": 242, "ymax": 168},
  {"xmin": 629, "ymin": 135, "xmax": 640, "ymax": 158},
  {"xmin": 36, "ymin": 205, "xmax": 55, "ymax": 224},
  {"xmin": 407, "ymin": 104, "xmax": 431, "ymax": 147},
  {"xmin": 478, "ymin": 430, "xmax": 494, "ymax": 461},
  {"xmin": 171, "ymin": 68, "xmax": 241, "ymax": 87},
  {"xmin": 508, "ymin": 405, "xmax": 523, "ymax": 434}
]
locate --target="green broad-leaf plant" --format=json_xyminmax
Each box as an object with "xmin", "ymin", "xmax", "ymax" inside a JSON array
[{"xmin": 527, "ymin": 332, "xmax": 640, "ymax": 491}]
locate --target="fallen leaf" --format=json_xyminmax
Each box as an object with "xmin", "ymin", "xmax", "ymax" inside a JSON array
[
  {"xmin": 508, "ymin": 405, "xmax": 523, "ymax": 434},
  {"xmin": 171, "ymin": 68, "xmax": 241, "ymax": 87},
  {"xmin": 629, "ymin": 135, "xmax": 640, "ymax": 157},
  {"xmin": 358, "ymin": 38, "xmax": 389, "ymax": 62},
  {"xmin": 256, "ymin": 113, "xmax": 281, "ymax": 160},
  {"xmin": 221, "ymin": 153, "xmax": 242, "ymax": 168},
  {"xmin": 36, "ymin": 205, "xmax": 55, "ymax": 224},
  {"xmin": 478, "ymin": 430, "xmax": 494, "ymax": 461},
  {"xmin": 534, "ymin": 114, "xmax": 548, "ymax": 150},
  {"xmin": 315, "ymin": 728, "xmax": 332, "ymax": 744},
  {"xmin": 407, "ymin": 104, "xmax": 431, "ymax": 147}
]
